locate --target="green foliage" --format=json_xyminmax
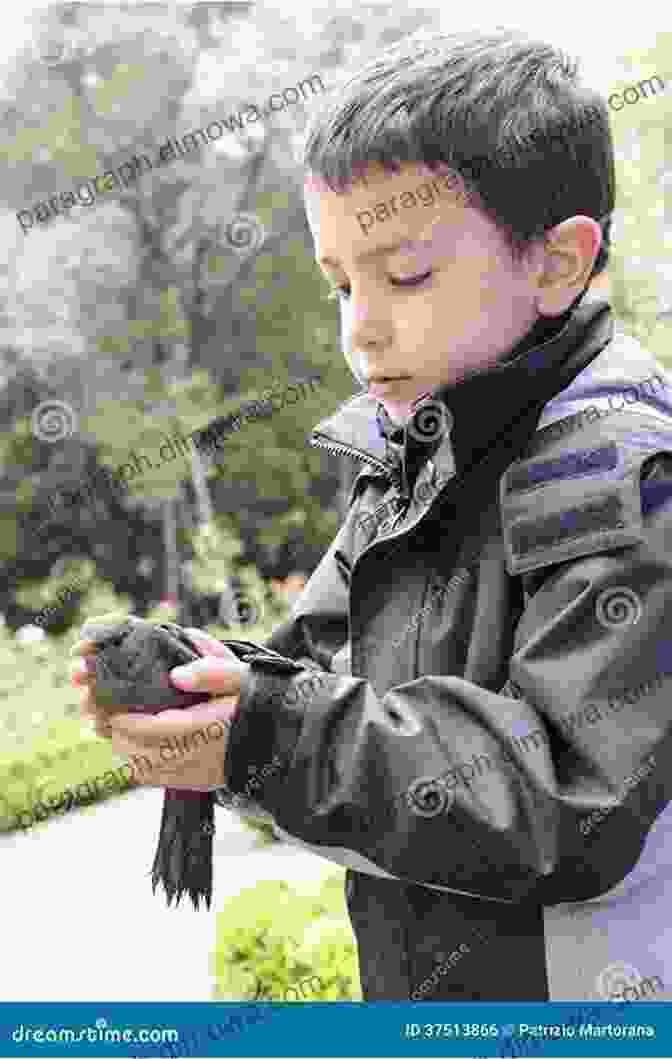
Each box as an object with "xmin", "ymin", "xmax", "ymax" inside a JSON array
[
  {"xmin": 0, "ymin": 93, "xmax": 97, "ymax": 174},
  {"xmin": 0, "ymin": 574, "xmax": 137, "ymax": 829},
  {"xmin": 96, "ymin": 287, "xmax": 189, "ymax": 355},
  {"xmin": 230, "ymin": 218, "xmax": 352, "ymax": 553},
  {"xmin": 187, "ymin": 518, "xmax": 288, "ymax": 632},
  {"xmin": 0, "ymin": 415, "xmax": 40, "ymax": 561},
  {"xmin": 606, "ymin": 36, "xmax": 672, "ymax": 368},
  {"xmin": 14, "ymin": 556, "xmax": 96, "ymax": 622},
  {"xmin": 93, "ymin": 61, "xmax": 148, "ymax": 116},
  {"xmin": 213, "ymin": 874, "xmax": 361, "ymax": 1001}
]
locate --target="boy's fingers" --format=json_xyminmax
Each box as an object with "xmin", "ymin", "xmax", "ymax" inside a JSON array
[
  {"xmin": 170, "ymin": 655, "xmax": 247, "ymax": 694},
  {"xmin": 108, "ymin": 698, "xmax": 237, "ymax": 743}
]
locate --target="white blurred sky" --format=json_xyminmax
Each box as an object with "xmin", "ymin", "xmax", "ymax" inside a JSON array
[{"xmin": 0, "ymin": 2, "xmax": 669, "ymax": 96}]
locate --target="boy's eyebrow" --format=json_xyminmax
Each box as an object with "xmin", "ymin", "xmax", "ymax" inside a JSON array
[{"xmin": 320, "ymin": 240, "xmax": 416, "ymax": 268}]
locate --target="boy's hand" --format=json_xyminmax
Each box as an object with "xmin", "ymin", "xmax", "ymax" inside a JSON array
[
  {"xmin": 69, "ymin": 621, "xmax": 249, "ymax": 789},
  {"xmin": 69, "ymin": 622, "xmax": 237, "ymax": 729}
]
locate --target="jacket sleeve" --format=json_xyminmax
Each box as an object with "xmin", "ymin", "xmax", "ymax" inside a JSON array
[
  {"xmin": 212, "ymin": 517, "xmax": 353, "ymax": 815},
  {"xmin": 219, "ymin": 448, "xmax": 672, "ymax": 905}
]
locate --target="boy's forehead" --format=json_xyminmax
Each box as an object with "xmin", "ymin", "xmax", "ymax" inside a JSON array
[
  {"xmin": 303, "ymin": 160, "xmax": 458, "ymax": 199},
  {"xmin": 304, "ymin": 161, "xmax": 467, "ymax": 262}
]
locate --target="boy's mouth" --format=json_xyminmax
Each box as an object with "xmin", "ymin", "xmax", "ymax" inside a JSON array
[{"xmin": 366, "ymin": 374, "xmax": 412, "ymax": 397}]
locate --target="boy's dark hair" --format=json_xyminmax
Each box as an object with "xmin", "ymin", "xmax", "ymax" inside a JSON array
[{"xmin": 302, "ymin": 28, "xmax": 614, "ymax": 279}]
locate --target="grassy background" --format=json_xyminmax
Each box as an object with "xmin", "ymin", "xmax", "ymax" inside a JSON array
[{"xmin": 214, "ymin": 874, "xmax": 361, "ymax": 1001}]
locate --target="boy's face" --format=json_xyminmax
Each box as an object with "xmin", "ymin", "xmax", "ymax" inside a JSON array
[{"xmin": 305, "ymin": 162, "xmax": 550, "ymax": 423}]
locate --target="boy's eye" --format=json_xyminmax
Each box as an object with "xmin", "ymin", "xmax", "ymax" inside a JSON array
[
  {"xmin": 326, "ymin": 271, "xmax": 432, "ymax": 302},
  {"xmin": 389, "ymin": 270, "xmax": 433, "ymax": 288}
]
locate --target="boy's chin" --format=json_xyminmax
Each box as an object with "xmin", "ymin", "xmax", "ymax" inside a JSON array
[{"xmin": 381, "ymin": 399, "xmax": 416, "ymax": 425}]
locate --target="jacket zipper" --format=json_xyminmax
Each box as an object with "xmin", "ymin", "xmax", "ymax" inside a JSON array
[
  {"xmin": 311, "ymin": 433, "xmax": 414, "ymax": 538},
  {"xmin": 309, "ymin": 433, "xmax": 392, "ymax": 476}
]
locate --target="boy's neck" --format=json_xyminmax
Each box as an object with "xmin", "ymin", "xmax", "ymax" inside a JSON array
[
  {"xmin": 377, "ymin": 294, "xmax": 583, "ymax": 441},
  {"xmin": 500, "ymin": 286, "xmax": 588, "ymax": 365},
  {"xmin": 374, "ymin": 289, "xmax": 612, "ymax": 496}
]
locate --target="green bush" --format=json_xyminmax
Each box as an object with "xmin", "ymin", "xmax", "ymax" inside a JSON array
[{"xmin": 213, "ymin": 874, "xmax": 361, "ymax": 1001}]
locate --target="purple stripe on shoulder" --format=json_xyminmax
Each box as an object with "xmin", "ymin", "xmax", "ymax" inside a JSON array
[{"xmin": 506, "ymin": 443, "xmax": 619, "ymax": 494}]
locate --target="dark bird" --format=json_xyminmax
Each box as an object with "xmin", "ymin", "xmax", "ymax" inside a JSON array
[{"xmin": 79, "ymin": 615, "xmax": 216, "ymax": 910}]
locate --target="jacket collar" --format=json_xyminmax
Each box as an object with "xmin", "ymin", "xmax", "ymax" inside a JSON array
[{"xmin": 310, "ymin": 297, "xmax": 614, "ymax": 499}]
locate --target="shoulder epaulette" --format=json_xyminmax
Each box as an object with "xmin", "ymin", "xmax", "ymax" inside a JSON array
[{"xmin": 500, "ymin": 408, "xmax": 672, "ymax": 576}]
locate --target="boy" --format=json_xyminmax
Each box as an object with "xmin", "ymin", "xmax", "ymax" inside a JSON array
[{"xmin": 72, "ymin": 29, "xmax": 672, "ymax": 1002}]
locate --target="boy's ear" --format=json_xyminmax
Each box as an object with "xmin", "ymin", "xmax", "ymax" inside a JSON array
[{"xmin": 534, "ymin": 217, "xmax": 602, "ymax": 314}]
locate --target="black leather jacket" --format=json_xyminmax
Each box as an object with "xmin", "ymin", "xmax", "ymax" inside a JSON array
[{"xmin": 217, "ymin": 299, "xmax": 672, "ymax": 1001}]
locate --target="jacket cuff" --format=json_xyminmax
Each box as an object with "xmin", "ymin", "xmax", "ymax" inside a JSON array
[{"xmin": 220, "ymin": 661, "xmax": 305, "ymax": 805}]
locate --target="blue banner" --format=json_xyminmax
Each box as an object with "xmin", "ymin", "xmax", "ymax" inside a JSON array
[{"xmin": 1, "ymin": 1002, "xmax": 672, "ymax": 1056}]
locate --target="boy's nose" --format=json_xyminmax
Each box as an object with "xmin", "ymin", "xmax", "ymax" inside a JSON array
[{"xmin": 349, "ymin": 306, "xmax": 392, "ymax": 353}]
